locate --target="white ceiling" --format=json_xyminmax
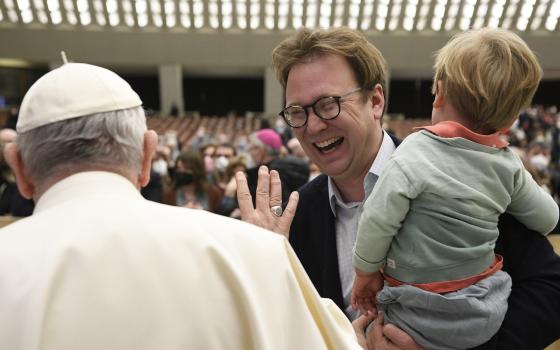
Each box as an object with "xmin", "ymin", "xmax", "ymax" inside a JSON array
[
  {"xmin": 1, "ymin": 0, "xmax": 559, "ymax": 79},
  {"xmin": 2, "ymin": 0, "xmax": 559, "ymax": 33}
]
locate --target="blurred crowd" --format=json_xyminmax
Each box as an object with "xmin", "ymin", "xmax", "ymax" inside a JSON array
[
  {"xmin": 145, "ymin": 104, "xmax": 560, "ymax": 219},
  {"xmin": 1, "ymin": 104, "xmax": 559, "ymax": 219},
  {"xmin": 141, "ymin": 117, "xmax": 317, "ymax": 218},
  {"xmin": 507, "ymin": 105, "xmax": 560, "ymax": 204}
]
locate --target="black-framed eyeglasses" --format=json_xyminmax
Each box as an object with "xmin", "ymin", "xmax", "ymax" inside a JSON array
[{"xmin": 279, "ymin": 87, "xmax": 362, "ymax": 128}]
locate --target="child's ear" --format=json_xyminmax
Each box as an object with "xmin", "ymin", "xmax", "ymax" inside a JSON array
[{"xmin": 432, "ymin": 80, "xmax": 445, "ymax": 108}]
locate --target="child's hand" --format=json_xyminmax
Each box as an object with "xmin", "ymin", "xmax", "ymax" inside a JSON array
[{"xmin": 351, "ymin": 270, "xmax": 384, "ymax": 315}]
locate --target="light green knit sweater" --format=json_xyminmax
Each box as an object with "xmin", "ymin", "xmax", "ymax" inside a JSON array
[{"xmin": 353, "ymin": 130, "xmax": 559, "ymax": 283}]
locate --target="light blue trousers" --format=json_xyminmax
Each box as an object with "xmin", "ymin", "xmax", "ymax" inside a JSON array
[{"xmin": 377, "ymin": 270, "xmax": 512, "ymax": 350}]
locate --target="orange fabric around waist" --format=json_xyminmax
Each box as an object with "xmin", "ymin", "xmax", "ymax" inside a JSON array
[{"xmin": 382, "ymin": 255, "xmax": 504, "ymax": 294}]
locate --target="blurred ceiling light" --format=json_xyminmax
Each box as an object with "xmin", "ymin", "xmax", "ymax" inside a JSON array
[
  {"xmin": 0, "ymin": 58, "xmax": 34, "ymax": 68},
  {"xmin": 1, "ymin": 0, "xmax": 559, "ymax": 33}
]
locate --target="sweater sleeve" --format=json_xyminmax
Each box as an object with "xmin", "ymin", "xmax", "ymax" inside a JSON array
[
  {"xmin": 508, "ymin": 164, "xmax": 559, "ymax": 235},
  {"xmin": 353, "ymin": 159, "xmax": 419, "ymax": 273}
]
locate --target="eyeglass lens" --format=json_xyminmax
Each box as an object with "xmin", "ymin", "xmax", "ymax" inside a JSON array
[{"xmin": 283, "ymin": 96, "xmax": 340, "ymax": 127}]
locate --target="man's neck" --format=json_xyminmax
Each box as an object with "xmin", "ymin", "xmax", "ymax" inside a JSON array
[
  {"xmin": 332, "ymin": 175, "xmax": 367, "ymax": 202},
  {"xmin": 332, "ymin": 130, "xmax": 384, "ymax": 203}
]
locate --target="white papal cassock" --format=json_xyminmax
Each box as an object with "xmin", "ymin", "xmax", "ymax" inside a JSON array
[{"xmin": 0, "ymin": 171, "xmax": 361, "ymax": 350}]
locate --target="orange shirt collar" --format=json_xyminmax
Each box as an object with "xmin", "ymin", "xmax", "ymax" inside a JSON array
[{"xmin": 414, "ymin": 121, "xmax": 509, "ymax": 149}]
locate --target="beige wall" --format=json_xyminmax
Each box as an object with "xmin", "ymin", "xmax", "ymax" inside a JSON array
[{"xmin": 2, "ymin": 26, "xmax": 560, "ymax": 79}]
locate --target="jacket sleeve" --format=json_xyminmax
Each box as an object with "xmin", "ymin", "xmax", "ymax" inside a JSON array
[{"xmin": 471, "ymin": 214, "xmax": 560, "ymax": 349}]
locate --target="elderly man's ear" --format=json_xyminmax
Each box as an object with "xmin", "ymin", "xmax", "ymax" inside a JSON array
[
  {"xmin": 3, "ymin": 143, "xmax": 34, "ymax": 199},
  {"xmin": 139, "ymin": 130, "xmax": 159, "ymax": 188}
]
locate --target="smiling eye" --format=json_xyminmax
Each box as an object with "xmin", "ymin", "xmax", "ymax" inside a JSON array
[
  {"xmin": 283, "ymin": 106, "xmax": 306, "ymax": 126},
  {"xmin": 316, "ymin": 97, "xmax": 339, "ymax": 117}
]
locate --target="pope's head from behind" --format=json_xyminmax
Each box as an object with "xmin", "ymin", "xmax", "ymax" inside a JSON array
[{"xmin": 4, "ymin": 62, "xmax": 158, "ymax": 202}]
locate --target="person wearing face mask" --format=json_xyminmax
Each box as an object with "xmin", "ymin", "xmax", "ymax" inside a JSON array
[
  {"xmin": 163, "ymin": 150, "xmax": 223, "ymax": 213},
  {"xmin": 152, "ymin": 158, "xmax": 169, "ymax": 177},
  {"xmin": 213, "ymin": 143, "xmax": 237, "ymax": 192},
  {"xmin": 526, "ymin": 141, "xmax": 555, "ymax": 198},
  {"xmin": 529, "ymin": 141, "xmax": 552, "ymax": 172},
  {"xmin": 141, "ymin": 149, "xmax": 171, "ymax": 203}
]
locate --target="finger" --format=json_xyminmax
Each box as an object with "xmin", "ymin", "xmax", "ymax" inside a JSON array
[
  {"xmin": 367, "ymin": 312, "xmax": 386, "ymax": 350},
  {"xmin": 383, "ymin": 323, "xmax": 424, "ymax": 350},
  {"xmin": 355, "ymin": 310, "xmax": 376, "ymax": 329},
  {"xmin": 351, "ymin": 294, "xmax": 358, "ymax": 310},
  {"xmin": 276, "ymin": 191, "xmax": 298, "ymax": 238},
  {"xmin": 366, "ymin": 311, "xmax": 377, "ymax": 325},
  {"xmin": 377, "ymin": 311, "xmax": 384, "ymax": 325},
  {"xmin": 352, "ymin": 311, "xmax": 376, "ymax": 350},
  {"xmin": 352, "ymin": 311, "xmax": 372, "ymax": 350},
  {"xmin": 255, "ymin": 166, "xmax": 271, "ymax": 212},
  {"xmin": 235, "ymin": 171, "xmax": 255, "ymax": 220},
  {"xmin": 269, "ymin": 170, "xmax": 282, "ymax": 207}
]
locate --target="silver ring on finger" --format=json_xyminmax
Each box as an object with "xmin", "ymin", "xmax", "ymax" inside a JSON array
[{"xmin": 270, "ymin": 205, "xmax": 283, "ymax": 217}]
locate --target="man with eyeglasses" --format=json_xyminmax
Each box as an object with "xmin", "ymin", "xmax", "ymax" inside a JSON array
[{"xmin": 236, "ymin": 27, "xmax": 560, "ymax": 349}]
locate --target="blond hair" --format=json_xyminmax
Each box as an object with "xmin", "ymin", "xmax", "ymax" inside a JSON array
[
  {"xmin": 272, "ymin": 27, "xmax": 388, "ymax": 105},
  {"xmin": 433, "ymin": 27, "xmax": 542, "ymax": 133}
]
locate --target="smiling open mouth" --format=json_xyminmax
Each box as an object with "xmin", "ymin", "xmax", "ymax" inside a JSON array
[{"xmin": 314, "ymin": 136, "xmax": 344, "ymax": 152}]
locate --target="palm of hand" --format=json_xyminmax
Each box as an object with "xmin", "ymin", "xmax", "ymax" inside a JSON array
[{"xmin": 235, "ymin": 167, "xmax": 299, "ymax": 239}]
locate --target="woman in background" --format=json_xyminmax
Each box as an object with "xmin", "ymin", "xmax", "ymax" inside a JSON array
[{"xmin": 164, "ymin": 150, "xmax": 223, "ymax": 213}]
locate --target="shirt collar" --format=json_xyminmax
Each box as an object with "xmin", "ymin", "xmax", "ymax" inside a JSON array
[
  {"xmin": 34, "ymin": 171, "xmax": 141, "ymax": 214},
  {"xmin": 328, "ymin": 130, "xmax": 396, "ymax": 216},
  {"xmin": 416, "ymin": 121, "xmax": 509, "ymax": 148}
]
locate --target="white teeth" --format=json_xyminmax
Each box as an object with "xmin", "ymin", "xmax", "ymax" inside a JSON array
[{"xmin": 315, "ymin": 137, "xmax": 341, "ymax": 148}]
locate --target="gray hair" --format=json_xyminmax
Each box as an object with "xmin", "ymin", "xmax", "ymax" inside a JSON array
[{"xmin": 17, "ymin": 106, "xmax": 147, "ymax": 183}]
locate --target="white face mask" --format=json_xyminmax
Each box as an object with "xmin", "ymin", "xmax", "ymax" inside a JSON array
[
  {"xmin": 244, "ymin": 154, "xmax": 256, "ymax": 169},
  {"xmin": 530, "ymin": 153, "xmax": 550, "ymax": 171},
  {"xmin": 275, "ymin": 119, "xmax": 287, "ymax": 134},
  {"xmin": 215, "ymin": 156, "xmax": 230, "ymax": 172},
  {"xmin": 152, "ymin": 159, "xmax": 168, "ymax": 176}
]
